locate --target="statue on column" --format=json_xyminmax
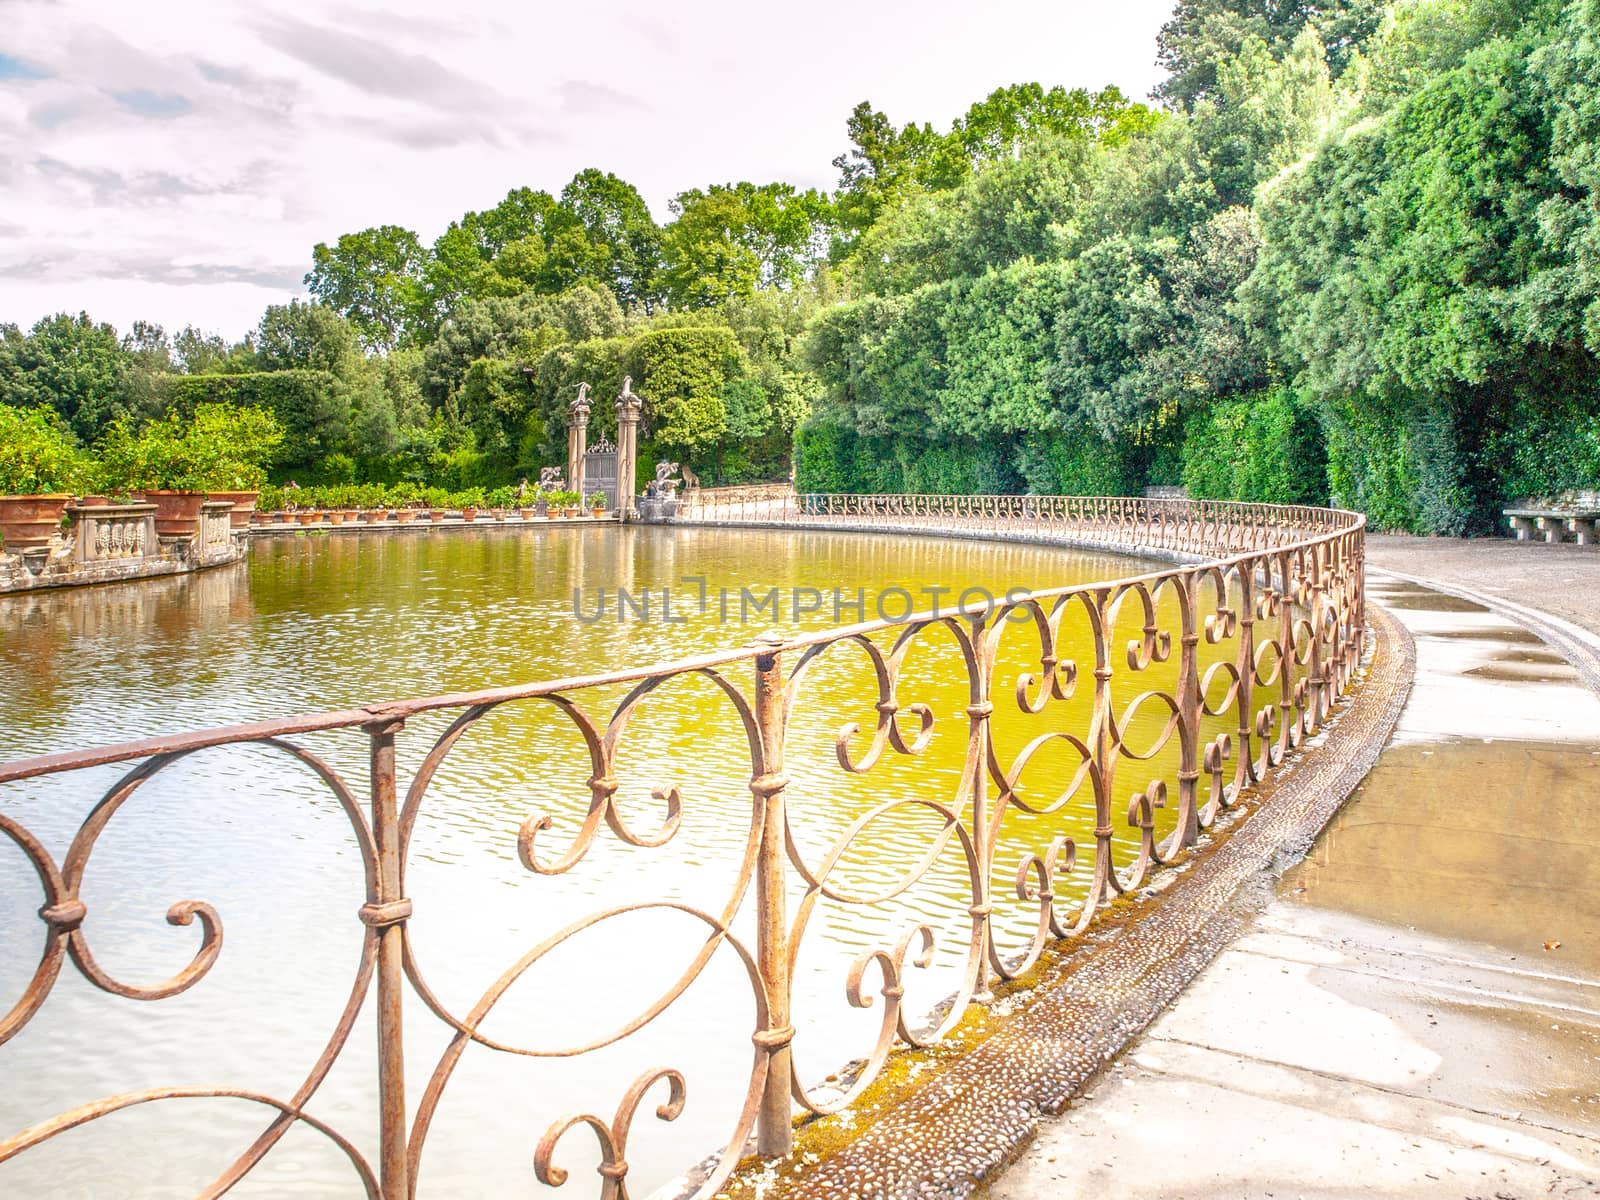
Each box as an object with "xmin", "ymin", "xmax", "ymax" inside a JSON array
[
  {"xmin": 567, "ymin": 382, "xmax": 592, "ymax": 501},
  {"xmin": 615, "ymin": 376, "xmax": 643, "ymax": 522}
]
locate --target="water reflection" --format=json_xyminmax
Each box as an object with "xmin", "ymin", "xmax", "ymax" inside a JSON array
[{"xmin": 0, "ymin": 525, "xmax": 1240, "ymax": 1198}]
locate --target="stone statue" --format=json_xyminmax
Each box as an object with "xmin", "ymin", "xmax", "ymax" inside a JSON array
[
  {"xmin": 539, "ymin": 466, "xmax": 564, "ymax": 490},
  {"xmin": 571, "ymin": 381, "xmax": 591, "ymax": 417},
  {"xmin": 654, "ymin": 460, "xmax": 681, "ymax": 500},
  {"xmin": 618, "ymin": 375, "xmax": 642, "ymax": 416}
]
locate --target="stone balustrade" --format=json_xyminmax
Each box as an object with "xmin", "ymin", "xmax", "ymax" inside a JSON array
[
  {"xmin": 0, "ymin": 498, "xmax": 249, "ymax": 594},
  {"xmin": 70, "ymin": 503, "xmax": 157, "ymax": 564}
]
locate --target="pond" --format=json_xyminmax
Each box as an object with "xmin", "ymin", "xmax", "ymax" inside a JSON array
[{"xmin": 0, "ymin": 523, "xmax": 1229, "ymax": 1198}]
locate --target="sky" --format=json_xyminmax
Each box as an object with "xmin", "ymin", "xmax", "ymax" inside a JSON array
[{"xmin": 0, "ymin": 0, "xmax": 1175, "ymax": 343}]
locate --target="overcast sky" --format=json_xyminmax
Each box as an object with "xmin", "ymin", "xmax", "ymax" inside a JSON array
[{"xmin": 0, "ymin": 0, "xmax": 1174, "ymax": 342}]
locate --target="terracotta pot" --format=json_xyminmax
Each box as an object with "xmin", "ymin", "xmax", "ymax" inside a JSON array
[
  {"xmin": 366, "ymin": 509, "xmax": 389, "ymax": 524},
  {"xmin": 395, "ymin": 509, "xmax": 418, "ymax": 523},
  {"xmin": 207, "ymin": 490, "xmax": 259, "ymax": 531},
  {"xmin": 146, "ymin": 490, "xmax": 207, "ymax": 539},
  {"xmin": 591, "ymin": 507, "xmax": 606, "ymax": 519},
  {"xmin": 461, "ymin": 507, "xmax": 479, "ymax": 522},
  {"xmin": 429, "ymin": 509, "xmax": 445, "ymax": 523},
  {"xmin": 0, "ymin": 494, "xmax": 72, "ymax": 554},
  {"xmin": 79, "ymin": 495, "xmax": 110, "ymax": 507},
  {"xmin": 545, "ymin": 509, "xmax": 559, "ymax": 520},
  {"xmin": 296, "ymin": 510, "xmax": 318, "ymax": 525},
  {"xmin": 272, "ymin": 511, "xmax": 289, "ymax": 523},
  {"xmin": 328, "ymin": 511, "xmax": 346, "ymax": 526}
]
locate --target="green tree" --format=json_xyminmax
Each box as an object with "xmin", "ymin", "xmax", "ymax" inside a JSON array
[
  {"xmin": 661, "ymin": 183, "xmax": 831, "ymax": 308},
  {"xmin": 1155, "ymin": 0, "xmax": 1382, "ymax": 109},
  {"xmin": 9, "ymin": 312, "xmax": 138, "ymax": 443},
  {"xmin": 627, "ymin": 326, "xmax": 745, "ymax": 453},
  {"xmin": 305, "ymin": 225, "xmax": 428, "ymax": 350},
  {"xmin": 559, "ymin": 169, "xmax": 663, "ymax": 309}
]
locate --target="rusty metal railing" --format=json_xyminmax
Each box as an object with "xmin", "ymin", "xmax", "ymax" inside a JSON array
[
  {"xmin": 677, "ymin": 489, "xmax": 1352, "ymax": 555},
  {"xmin": 0, "ymin": 496, "xmax": 1365, "ymax": 1198}
]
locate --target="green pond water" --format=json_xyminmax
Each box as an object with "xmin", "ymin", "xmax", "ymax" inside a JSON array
[{"xmin": 0, "ymin": 523, "xmax": 1245, "ymax": 1197}]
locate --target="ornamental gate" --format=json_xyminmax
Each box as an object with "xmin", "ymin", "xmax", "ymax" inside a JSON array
[{"xmin": 584, "ymin": 436, "xmax": 618, "ymax": 509}]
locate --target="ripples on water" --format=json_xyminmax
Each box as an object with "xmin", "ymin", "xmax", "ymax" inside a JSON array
[{"xmin": 0, "ymin": 525, "xmax": 1238, "ymax": 1197}]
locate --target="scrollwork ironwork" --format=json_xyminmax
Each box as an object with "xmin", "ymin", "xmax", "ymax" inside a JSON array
[{"xmin": 0, "ymin": 495, "xmax": 1365, "ymax": 1199}]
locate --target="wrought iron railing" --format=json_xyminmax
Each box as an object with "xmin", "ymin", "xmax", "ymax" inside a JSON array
[
  {"xmin": 678, "ymin": 489, "xmax": 1352, "ymax": 555},
  {"xmin": 0, "ymin": 496, "xmax": 1365, "ymax": 1199}
]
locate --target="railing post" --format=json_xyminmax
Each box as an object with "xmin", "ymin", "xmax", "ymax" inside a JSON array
[
  {"xmin": 1174, "ymin": 569, "xmax": 1201, "ymax": 849},
  {"xmin": 364, "ymin": 719, "xmax": 410, "ymax": 1200},
  {"xmin": 751, "ymin": 632, "xmax": 793, "ymax": 1158}
]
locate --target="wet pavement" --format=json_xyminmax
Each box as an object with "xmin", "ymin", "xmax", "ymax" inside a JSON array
[
  {"xmin": 1366, "ymin": 536, "xmax": 1600, "ymax": 640},
  {"xmin": 984, "ymin": 576, "xmax": 1600, "ymax": 1199}
]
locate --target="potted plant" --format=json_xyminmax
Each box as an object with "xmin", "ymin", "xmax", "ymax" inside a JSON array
[
  {"xmin": 487, "ymin": 484, "xmax": 516, "ymax": 520},
  {"xmin": 189, "ymin": 405, "xmax": 280, "ymax": 531},
  {"xmin": 455, "ymin": 487, "xmax": 485, "ymax": 522},
  {"xmin": 256, "ymin": 483, "xmax": 286, "ymax": 525},
  {"xmin": 560, "ymin": 489, "xmax": 583, "ymax": 517},
  {"xmin": 0, "ymin": 405, "xmax": 83, "ymax": 554},
  {"xmin": 586, "ymin": 491, "xmax": 607, "ymax": 518},
  {"xmin": 364, "ymin": 483, "xmax": 389, "ymax": 524},
  {"xmin": 95, "ymin": 414, "xmax": 208, "ymax": 539}
]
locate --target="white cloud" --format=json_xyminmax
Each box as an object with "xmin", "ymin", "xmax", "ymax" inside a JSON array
[{"xmin": 0, "ymin": 0, "xmax": 1174, "ymax": 341}]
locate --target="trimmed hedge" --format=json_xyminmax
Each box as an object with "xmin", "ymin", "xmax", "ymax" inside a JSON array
[
  {"xmin": 162, "ymin": 371, "xmax": 347, "ymax": 471},
  {"xmin": 1181, "ymin": 389, "xmax": 1327, "ymax": 507}
]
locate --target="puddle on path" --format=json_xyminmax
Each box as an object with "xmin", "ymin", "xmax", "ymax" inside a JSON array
[
  {"xmin": 1371, "ymin": 590, "xmax": 1492, "ymax": 613},
  {"xmin": 1466, "ymin": 662, "xmax": 1580, "ymax": 683},
  {"xmin": 1282, "ymin": 740, "xmax": 1600, "ymax": 973},
  {"xmin": 1492, "ymin": 648, "xmax": 1573, "ymax": 666},
  {"xmin": 1429, "ymin": 626, "xmax": 1545, "ymax": 645}
]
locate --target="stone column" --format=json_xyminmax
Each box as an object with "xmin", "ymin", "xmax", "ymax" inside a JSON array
[
  {"xmin": 615, "ymin": 376, "xmax": 642, "ymax": 522},
  {"xmin": 567, "ymin": 383, "xmax": 591, "ymax": 502}
]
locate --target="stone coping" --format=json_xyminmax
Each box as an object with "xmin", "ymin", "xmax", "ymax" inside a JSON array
[{"xmin": 247, "ymin": 513, "xmax": 616, "ymax": 535}]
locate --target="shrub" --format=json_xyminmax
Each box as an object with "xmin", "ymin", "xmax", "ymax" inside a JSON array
[
  {"xmin": 163, "ymin": 371, "xmax": 346, "ymax": 471},
  {"xmin": 1017, "ymin": 425, "xmax": 1136, "ymax": 495},
  {"xmin": 1181, "ymin": 389, "xmax": 1327, "ymax": 506},
  {"xmin": 0, "ymin": 405, "xmax": 83, "ymax": 495}
]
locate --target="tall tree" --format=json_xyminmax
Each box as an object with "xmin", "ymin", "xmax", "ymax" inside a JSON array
[
  {"xmin": 559, "ymin": 169, "xmax": 663, "ymax": 310},
  {"xmin": 305, "ymin": 225, "xmax": 428, "ymax": 351},
  {"xmin": 1155, "ymin": 0, "xmax": 1382, "ymax": 109},
  {"xmin": 8, "ymin": 313, "xmax": 137, "ymax": 443},
  {"xmin": 662, "ymin": 183, "xmax": 832, "ymax": 308}
]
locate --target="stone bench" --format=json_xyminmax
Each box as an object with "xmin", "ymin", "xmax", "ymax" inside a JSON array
[{"xmin": 1504, "ymin": 507, "xmax": 1600, "ymax": 544}]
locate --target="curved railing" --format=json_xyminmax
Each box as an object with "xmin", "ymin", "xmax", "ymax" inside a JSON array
[
  {"xmin": 0, "ymin": 496, "xmax": 1365, "ymax": 1199},
  {"xmin": 678, "ymin": 489, "xmax": 1353, "ymax": 555}
]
